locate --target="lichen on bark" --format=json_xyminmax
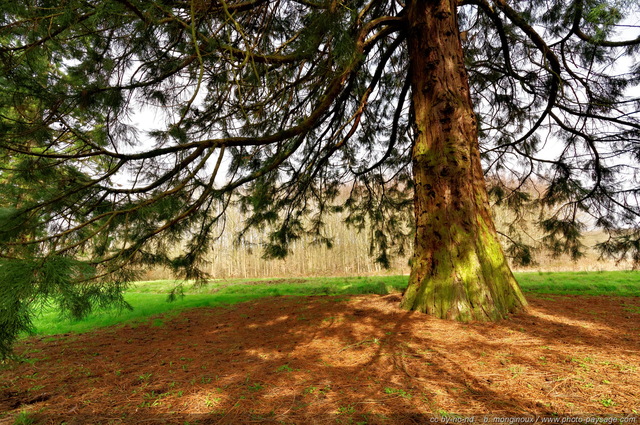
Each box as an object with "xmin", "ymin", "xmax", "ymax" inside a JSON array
[{"xmin": 400, "ymin": 0, "xmax": 527, "ymax": 321}]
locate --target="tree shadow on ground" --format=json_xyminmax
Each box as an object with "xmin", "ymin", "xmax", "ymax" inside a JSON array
[{"xmin": 0, "ymin": 293, "xmax": 638, "ymax": 424}]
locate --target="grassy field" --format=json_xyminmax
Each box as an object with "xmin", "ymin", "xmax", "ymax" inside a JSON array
[{"xmin": 26, "ymin": 271, "xmax": 640, "ymax": 337}]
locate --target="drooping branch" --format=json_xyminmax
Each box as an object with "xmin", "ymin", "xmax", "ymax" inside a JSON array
[{"xmin": 490, "ymin": 0, "xmax": 562, "ymax": 144}]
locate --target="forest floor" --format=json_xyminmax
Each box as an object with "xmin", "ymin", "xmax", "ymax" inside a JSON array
[{"xmin": 1, "ymin": 293, "xmax": 639, "ymax": 424}]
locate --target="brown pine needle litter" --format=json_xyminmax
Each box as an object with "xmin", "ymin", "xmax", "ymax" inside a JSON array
[{"xmin": 1, "ymin": 293, "xmax": 638, "ymax": 424}]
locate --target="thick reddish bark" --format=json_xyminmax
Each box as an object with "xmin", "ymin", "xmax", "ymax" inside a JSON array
[{"xmin": 400, "ymin": 0, "xmax": 527, "ymax": 320}]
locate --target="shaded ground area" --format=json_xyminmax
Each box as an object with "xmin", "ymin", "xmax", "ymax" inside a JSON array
[{"xmin": 1, "ymin": 294, "xmax": 639, "ymax": 424}]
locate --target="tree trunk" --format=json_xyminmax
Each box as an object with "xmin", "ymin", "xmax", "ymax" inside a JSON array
[{"xmin": 400, "ymin": 0, "xmax": 527, "ymax": 320}]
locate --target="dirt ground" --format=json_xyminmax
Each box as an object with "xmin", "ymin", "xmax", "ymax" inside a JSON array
[{"xmin": 1, "ymin": 293, "xmax": 639, "ymax": 424}]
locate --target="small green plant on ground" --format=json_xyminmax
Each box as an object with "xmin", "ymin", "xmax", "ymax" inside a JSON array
[
  {"xmin": 438, "ymin": 410, "xmax": 464, "ymax": 419},
  {"xmin": 303, "ymin": 385, "xmax": 331, "ymax": 397},
  {"xmin": 600, "ymin": 398, "xmax": 615, "ymax": 407},
  {"xmin": 247, "ymin": 382, "xmax": 264, "ymax": 392},
  {"xmin": 508, "ymin": 366, "xmax": 524, "ymax": 377},
  {"xmin": 275, "ymin": 364, "xmax": 295, "ymax": 372},
  {"xmin": 383, "ymin": 387, "xmax": 412, "ymax": 399},
  {"xmin": 13, "ymin": 410, "xmax": 36, "ymax": 425},
  {"xmin": 204, "ymin": 395, "xmax": 221, "ymax": 408},
  {"xmin": 138, "ymin": 373, "xmax": 152, "ymax": 382},
  {"xmin": 623, "ymin": 304, "xmax": 640, "ymax": 314},
  {"xmin": 139, "ymin": 390, "xmax": 172, "ymax": 408},
  {"xmin": 337, "ymin": 404, "xmax": 356, "ymax": 415}
]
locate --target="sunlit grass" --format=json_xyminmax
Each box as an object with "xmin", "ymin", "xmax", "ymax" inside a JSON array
[
  {"xmin": 25, "ymin": 271, "xmax": 639, "ymax": 338},
  {"xmin": 516, "ymin": 270, "xmax": 640, "ymax": 296},
  {"xmin": 28, "ymin": 293, "xmax": 262, "ymax": 336}
]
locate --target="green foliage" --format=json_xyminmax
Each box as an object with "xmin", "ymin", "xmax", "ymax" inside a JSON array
[
  {"xmin": 584, "ymin": 2, "xmax": 623, "ymax": 40},
  {"xmin": 1, "ymin": 0, "xmax": 639, "ymax": 355},
  {"xmin": 505, "ymin": 241, "xmax": 536, "ymax": 267},
  {"xmin": 540, "ymin": 218, "xmax": 586, "ymax": 261},
  {"xmin": 0, "ymin": 255, "xmax": 130, "ymax": 357}
]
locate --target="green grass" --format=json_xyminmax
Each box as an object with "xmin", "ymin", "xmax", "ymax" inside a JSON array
[
  {"xmin": 131, "ymin": 275, "xmax": 407, "ymax": 296},
  {"xmin": 515, "ymin": 270, "xmax": 640, "ymax": 296},
  {"xmin": 29, "ymin": 292, "xmax": 264, "ymax": 336},
  {"xmin": 25, "ymin": 276, "xmax": 405, "ymax": 337},
  {"xmin": 24, "ymin": 271, "xmax": 639, "ymax": 338}
]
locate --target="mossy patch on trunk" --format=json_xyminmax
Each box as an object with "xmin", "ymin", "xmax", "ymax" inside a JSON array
[{"xmin": 401, "ymin": 0, "xmax": 527, "ymax": 321}]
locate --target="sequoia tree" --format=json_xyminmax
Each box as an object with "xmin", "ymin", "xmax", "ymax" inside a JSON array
[{"xmin": 1, "ymin": 0, "xmax": 639, "ymax": 356}]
